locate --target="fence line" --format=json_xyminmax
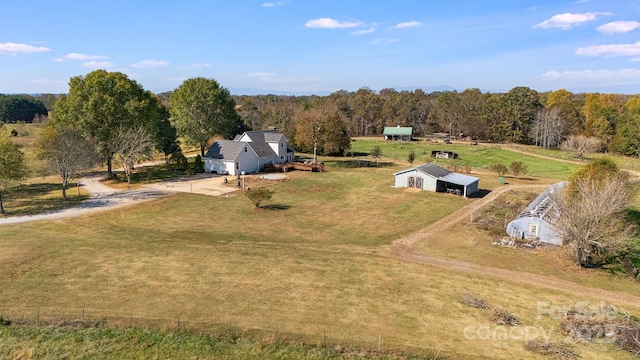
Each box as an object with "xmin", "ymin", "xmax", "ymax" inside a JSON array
[{"xmin": 0, "ymin": 306, "xmax": 409, "ymax": 354}]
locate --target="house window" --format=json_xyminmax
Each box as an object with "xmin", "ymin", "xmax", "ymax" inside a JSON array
[
  {"xmin": 281, "ymin": 142, "xmax": 283, "ymax": 147},
  {"xmin": 236, "ymin": 162, "xmax": 239, "ymax": 170},
  {"xmin": 280, "ymin": 156, "xmax": 284, "ymax": 160},
  {"xmin": 529, "ymin": 224, "xmax": 538, "ymax": 236},
  {"xmin": 244, "ymin": 147, "xmax": 247, "ymax": 152}
]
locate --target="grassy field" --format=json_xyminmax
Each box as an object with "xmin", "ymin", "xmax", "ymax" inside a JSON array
[
  {"xmin": 348, "ymin": 138, "xmax": 578, "ymax": 180},
  {"xmin": 2, "ymin": 135, "xmax": 640, "ymax": 358}
]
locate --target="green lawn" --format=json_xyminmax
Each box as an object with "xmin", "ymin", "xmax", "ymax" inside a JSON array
[{"xmin": 349, "ymin": 138, "xmax": 578, "ymax": 180}]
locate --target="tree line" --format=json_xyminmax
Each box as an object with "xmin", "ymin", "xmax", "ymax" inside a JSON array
[{"xmin": 229, "ymin": 87, "xmax": 640, "ymax": 157}]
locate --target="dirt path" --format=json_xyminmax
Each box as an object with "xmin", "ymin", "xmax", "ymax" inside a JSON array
[{"xmin": 391, "ymin": 184, "xmax": 640, "ymax": 309}]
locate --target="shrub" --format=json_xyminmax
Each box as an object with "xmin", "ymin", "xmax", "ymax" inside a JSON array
[
  {"xmin": 245, "ymin": 188, "xmax": 274, "ymax": 208},
  {"xmin": 193, "ymin": 155, "xmax": 204, "ymax": 173},
  {"xmin": 489, "ymin": 163, "xmax": 508, "ymax": 177},
  {"xmin": 169, "ymin": 151, "xmax": 188, "ymax": 171}
]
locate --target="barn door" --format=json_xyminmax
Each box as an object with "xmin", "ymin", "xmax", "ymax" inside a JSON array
[
  {"xmin": 415, "ymin": 177, "xmax": 423, "ymax": 189},
  {"xmin": 407, "ymin": 177, "xmax": 415, "ymax": 188}
]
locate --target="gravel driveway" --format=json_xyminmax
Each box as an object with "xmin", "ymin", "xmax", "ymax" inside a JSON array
[{"xmin": 0, "ymin": 173, "xmax": 238, "ymax": 225}]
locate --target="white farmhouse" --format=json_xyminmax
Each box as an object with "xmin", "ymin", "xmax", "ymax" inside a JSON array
[{"xmin": 203, "ymin": 130, "xmax": 295, "ymax": 176}]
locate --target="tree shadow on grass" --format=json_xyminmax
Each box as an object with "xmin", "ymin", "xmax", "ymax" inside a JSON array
[
  {"xmin": 4, "ymin": 182, "xmax": 89, "ymax": 217},
  {"xmin": 261, "ymin": 204, "xmax": 291, "ymax": 211}
]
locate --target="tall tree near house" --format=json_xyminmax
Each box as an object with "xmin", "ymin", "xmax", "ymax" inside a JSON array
[
  {"xmin": 37, "ymin": 127, "xmax": 97, "ymax": 200},
  {"xmin": 555, "ymin": 159, "xmax": 637, "ymax": 268},
  {"xmin": 170, "ymin": 77, "xmax": 246, "ymax": 157},
  {"xmin": 293, "ymin": 106, "xmax": 350, "ymax": 158},
  {"xmin": 50, "ymin": 70, "xmax": 167, "ymax": 179},
  {"xmin": 0, "ymin": 128, "xmax": 27, "ymax": 214},
  {"xmin": 155, "ymin": 112, "xmax": 180, "ymax": 164}
]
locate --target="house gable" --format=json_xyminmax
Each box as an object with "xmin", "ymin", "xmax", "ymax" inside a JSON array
[{"xmin": 204, "ymin": 130, "xmax": 294, "ymax": 175}]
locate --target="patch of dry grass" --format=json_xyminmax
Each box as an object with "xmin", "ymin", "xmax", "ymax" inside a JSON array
[{"xmin": 1, "ymin": 160, "xmax": 639, "ymax": 358}]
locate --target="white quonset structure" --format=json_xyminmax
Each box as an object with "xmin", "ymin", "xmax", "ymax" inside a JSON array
[
  {"xmin": 393, "ymin": 162, "xmax": 480, "ymax": 197},
  {"xmin": 203, "ymin": 130, "xmax": 295, "ymax": 176},
  {"xmin": 506, "ymin": 182, "xmax": 567, "ymax": 245}
]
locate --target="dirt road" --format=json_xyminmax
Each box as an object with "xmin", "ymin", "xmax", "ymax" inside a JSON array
[{"xmin": 391, "ymin": 184, "xmax": 640, "ymax": 309}]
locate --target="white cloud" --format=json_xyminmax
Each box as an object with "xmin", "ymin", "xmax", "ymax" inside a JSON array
[
  {"xmin": 540, "ymin": 69, "xmax": 640, "ymax": 81},
  {"xmin": 262, "ymin": 1, "xmax": 286, "ymax": 7},
  {"xmin": 305, "ymin": 18, "xmax": 362, "ymax": 29},
  {"xmin": 597, "ymin": 21, "xmax": 640, "ymax": 35},
  {"xmin": 55, "ymin": 52, "xmax": 106, "ymax": 62},
  {"xmin": 245, "ymin": 72, "xmax": 277, "ymax": 80},
  {"xmin": 81, "ymin": 61, "xmax": 115, "ymax": 69},
  {"xmin": 131, "ymin": 59, "xmax": 170, "ymax": 69},
  {"xmin": 390, "ymin": 21, "xmax": 422, "ymax": 30},
  {"xmin": 576, "ymin": 41, "xmax": 640, "ymax": 57},
  {"xmin": 0, "ymin": 42, "xmax": 50, "ymax": 56},
  {"xmin": 351, "ymin": 27, "xmax": 375, "ymax": 35},
  {"xmin": 370, "ymin": 38, "xmax": 399, "ymax": 45},
  {"xmin": 534, "ymin": 12, "xmax": 610, "ymax": 29}
]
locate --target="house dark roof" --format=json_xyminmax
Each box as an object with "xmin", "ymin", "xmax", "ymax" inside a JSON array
[
  {"xmin": 205, "ymin": 132, "xmax": 281, "ymax": 160},
  {"xmin": 204, "ymin": 140, "xmax": 247, "ymax": 160},
  {"xmin": 248, "ymin": 140, "xmax": 276, "ymax": 158}
]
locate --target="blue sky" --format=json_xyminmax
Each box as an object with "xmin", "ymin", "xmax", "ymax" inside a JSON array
[{"xmin": 1, "ymin": 0, "xmax": 640, "ymax": 95}]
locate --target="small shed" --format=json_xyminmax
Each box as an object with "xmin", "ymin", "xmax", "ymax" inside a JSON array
[
  {"xmin": 506, "ymin": 182, "xmax": 566, "ymax": 245},
  {"xmin": 393, "ymin": 162, "xmax": 479, "ymax": 197},
  {"xmin": 383, "ymin": 126, "xmax": 413, "ymax": 141},
  {"xmin": 431, "ymin": 150, "xmax": 458, "ymax": 159}
]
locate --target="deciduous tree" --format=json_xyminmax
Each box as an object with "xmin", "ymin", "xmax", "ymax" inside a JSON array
[
  {"xmin": 489, "ymin": 163, "xmax": 508, "ymax": 177},
  {"xmin": 51, "ymin": 70, "xmax": 167, "ymax": 179},
  {"xmin": 560, "ymin": 135, "xmax": 600, "ymax": 161},
  {"xmin": 110, "ymin": 126, "xmax": 154, "ymax": 186},
  {"xmin": 0, "ymin": 128, "xmax": 27, "ymax": 214},
  {"xmin": 407, "ymin": 150, "xmax": 416, "ymax": 166},
  {"xmin": 170, "ymin": 77, "xmax": 246, "ymax": 157},
  {"xmin": 555, "ymin": 159, "xmax": 636, "ymax": 267},
  {"xmin": 509, "ymin": 161, "xmax": 527, "ymax": 178},
  {"xmin": 37, "ymin": 127, "xmax": 97, "ymax": 200}
]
